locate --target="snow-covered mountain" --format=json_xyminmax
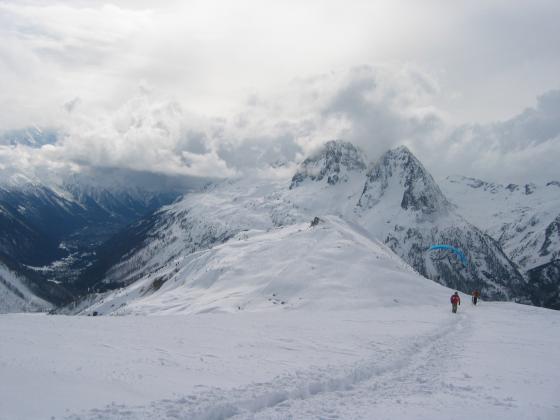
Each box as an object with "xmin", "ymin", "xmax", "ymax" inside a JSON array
[
  {"xmin": 75, "ymin": 141, "xmax": 369, "ymax": 299},
  {"xmin": 290, "ymin": 140, "xmax": 367, "ymax": 188},
  {"xmin": 356, "ymin": 147, "xmax": 525, "ymax": 301},
  {"xmin": 0, "ymin": 180, "xmax": 179, "ymax": 264},
  {"xmin": 0, "ymin": 262, "xmax": 51, "ymax": 313},
  {"xmin": 442, "ymin": 176, "xmax": 560, "ymax": 270},
  {"xmin": 3, "ymin": 142, "xmax": 559, "ymax": 419},
  {"xmin": 77, "ymin": 216, "xmax": 447, "ymax": 316},
  {"xmin": 0, "ymin": 126, "xmax": 58, "ymax": 148},
  {"xmin": 0, "ymin": 177, "xmax": 183, "ymax": 311},
  {"xmin": 442, "ymin": 175, "xmax": 560, "ymax": 308},
  {"xmin": 71, "ymin": 141, "xmax": 533, "ymax": 315}
]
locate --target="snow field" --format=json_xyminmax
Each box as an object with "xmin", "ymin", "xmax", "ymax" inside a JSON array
[{"xmin": 1, "ymin": 301, "xmax": 559, "ymax": 420}]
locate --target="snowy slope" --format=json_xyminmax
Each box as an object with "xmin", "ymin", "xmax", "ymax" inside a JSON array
[
  {"xmin": 76, "ymin": 142, "xmax": 529, "ymax": 314},
  {"xmin": 442, "ymin": 176, "xmax": 560, "ymax": 308},
  {"xmin": 0, "ymin": 263, "xmax": 51, "ymax": 313},
  {"xmin": 79, "ymin": 217, "xmax": 448, "ymax": 316},
  {"xmin": 442, "ymin": 175, "xmax": 560, "ymax": 271},
  {"xmin": 2, "ymin": 302, "xmax": 559, "ymax": 419},
  {"xmin": 356, "ymin": 147, "xmax": 525, "ymax": 300},
  {"xmin": 1, "ymin": 142, "xmax": 558, "ymax": 419},
  {"xmin": 78, "ymin": 141, "xmax": 369, "ymax": 296}
]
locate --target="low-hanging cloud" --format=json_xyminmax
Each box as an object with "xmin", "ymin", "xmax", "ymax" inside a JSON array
[
  {"xmin": 1, "ymin": 0, "xmax": 559, "ymax": 187},
  {"xmin": 0, "ymin": 65, "xmax": 443, "ymax": 182},
  {"xmin": 0, "ymin": 64, "xmax": 558, "ymax": 186},
  {"xmin": 414, "ymin": 90, "xmax": 560, "ymax": 183}
]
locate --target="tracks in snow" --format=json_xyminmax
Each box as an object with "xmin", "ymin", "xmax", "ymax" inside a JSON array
[
  {"xmin": 68, "ymin": 313, "xmax": 471, "ymax": 420},
  {"xmin": 250, "ymin": 311, "xmax": 473, "ymax": 419}
]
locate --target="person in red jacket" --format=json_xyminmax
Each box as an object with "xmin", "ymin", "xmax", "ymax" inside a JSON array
[{"xmin": 451, "ymin": 291, "xmax": 461, "ymax": 313}]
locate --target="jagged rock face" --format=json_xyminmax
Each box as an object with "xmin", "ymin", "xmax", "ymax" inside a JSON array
[
  {"xmin": 379, "ymin": 220, "xmax": 526, "ymax": 301},
  {"xmin": 359, "ymin": 146, "xmax": 450, "ymax": 214},
  {"xmin": 525, "ymin": 216, "xmax": 560, "ymax": 309},
  {"xmin": 540, "ymin": 215, "xmax": 560, "ymax": 260},
  {"xmin": 357, "ymin": 147, "xmax": 525, "ymax": 301},
  {"xmin": 290, "ymin": 140, "xmax": 366, "ymax": 189}
]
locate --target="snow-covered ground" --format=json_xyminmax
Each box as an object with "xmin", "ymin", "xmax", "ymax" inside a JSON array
[
  {"xmin": 1, "ymin": 144, "xmax": 558, "ymax": 420},
  {"xmin": 79, "ymin": 216, "xmax": 446, "ymax": 316},
  {"xmin": 1, "ymin": 302, "xmax": 559, "ymax": 420}
]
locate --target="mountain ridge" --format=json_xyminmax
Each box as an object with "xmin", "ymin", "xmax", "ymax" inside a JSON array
[
  {"xmin": 2, "ymin": 140, "xmax": 557, "ymax": 313},
  {"xmin": 62, "ymin": 141, "xmax": 544, "ymax": 315}
]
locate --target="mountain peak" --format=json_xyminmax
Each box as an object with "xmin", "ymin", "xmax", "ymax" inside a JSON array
[
  {"xmin": 391, "ymin": 144, "xmax": 413, "ymax": 156},
  {"xmin": 358, "ymin": 146, "xmax": 450, "ymax": 214},
  {"xmin": 290, "ymin": 140, "xmax": 367, "ymax": 189}
]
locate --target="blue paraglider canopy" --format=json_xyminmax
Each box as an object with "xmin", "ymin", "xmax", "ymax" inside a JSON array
[{"xmin": 428, "ymin": 244, "xmax": 468, "ymax": 267}]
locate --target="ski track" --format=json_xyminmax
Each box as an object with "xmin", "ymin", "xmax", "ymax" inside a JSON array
[
  {"xmin": 250, "ymin": 311, "xmax": 474, "ymax": 419},
  {"xmin": 67, "ymin": 313, "xmax": 469, "ymax": 420}
]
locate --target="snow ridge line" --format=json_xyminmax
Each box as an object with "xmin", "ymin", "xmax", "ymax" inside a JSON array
[{"xmin": 68, "ymin": 313, "xmax": 463, "ymax": 420}]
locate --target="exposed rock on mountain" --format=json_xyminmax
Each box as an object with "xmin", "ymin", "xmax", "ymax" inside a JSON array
[
  {"xmin": 358, "ymin": 146, "xmax": 451, "ymax": 214},
  {"xmin": 442, "ymin": 175, "xmax": 560, "ymax": 308},
  {"xmin": 290, "ymin": 140, "xmax": 367, "ymax": 188},
  {"xmin": 357, "ymin": 147, "xmax": 525, "ymax": 301},
  {"xmin": 68, "ymin": 142, "xmax": 537, "ymax": 315}
]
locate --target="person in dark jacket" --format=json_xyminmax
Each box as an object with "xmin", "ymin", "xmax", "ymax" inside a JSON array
[
  {"xmin": 472, "ymin": 290, "xmax": 480, "ymax": 305},
  {"xmin": 451, "ymin": 291, "xmax": 461, "ymax": 313}
]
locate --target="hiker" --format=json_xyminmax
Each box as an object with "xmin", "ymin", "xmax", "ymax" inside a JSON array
[
  {"xmin": 472, "ymin": 290, "xmax": 480, "ymax": 305},
  {"xmin": 450, "ymin": 291, "xmax": 461, "ymax": 313}
]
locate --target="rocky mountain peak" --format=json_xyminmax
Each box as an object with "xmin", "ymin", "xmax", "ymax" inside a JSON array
[
  {"xmin": 358, "ymin": 145, "xmax": 451, "ymax": 214},
  {"xmin": 290, "ymin": 140, "xmax": 367, "ymax": 189}
]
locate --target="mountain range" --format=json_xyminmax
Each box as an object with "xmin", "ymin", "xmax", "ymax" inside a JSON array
[
  {"xmin": 1, "ymin": 140, "xmax": 558, "ymax": 313},
  {"xmin": 0, "ymin": 175, "xmax": 183, "ymax": 312}
]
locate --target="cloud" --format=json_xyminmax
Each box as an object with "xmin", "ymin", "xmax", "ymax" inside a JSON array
[
  {"xmin": 494, "ymin": 90, "xmax": 560, "ymax": 149},
  {"xmin": 319, "ymin": 66, "xmax": 444, "ymax": 159},
  {"xmin": 1, "ymin": 62, "xmax": 558, "ymax": 187},
  {"xmin": 0, "ymin": 2, "xmax": 153, "ymax": 128},
  {"xmin": 0, "ymin": 0, "xmax": 559, "ymax": 186},
  {"xmin": 0, "ymin": 66, "xmax": 444, "ymax": 182},
  {"xmin": 413, "ymin": 90, "xmax": 560, "ymax": 183},
  {"xmin": 2, "ymin": 0, "xmax": 559, "ymax": 128}
]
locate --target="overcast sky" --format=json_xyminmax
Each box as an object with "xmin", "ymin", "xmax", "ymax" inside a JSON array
[{"xmin": 1, "ymin": 0, "xmax": 559, "ymax": 184}]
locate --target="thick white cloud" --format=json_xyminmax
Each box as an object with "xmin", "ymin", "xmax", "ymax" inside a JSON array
[
  {"xmin": 415, "ymin": 90, "xmax": 560, "ymax": 183},
  {"xmin": 0, "ymin": 1, "xmax": 559, "ymax": 185},
  {"xmin": 0, "ymin": 66, "xmax": 442, "ymax": 181},
  {"xmin": 2, "ymin": 0, "xmax": 559, "ymax": 124}
]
